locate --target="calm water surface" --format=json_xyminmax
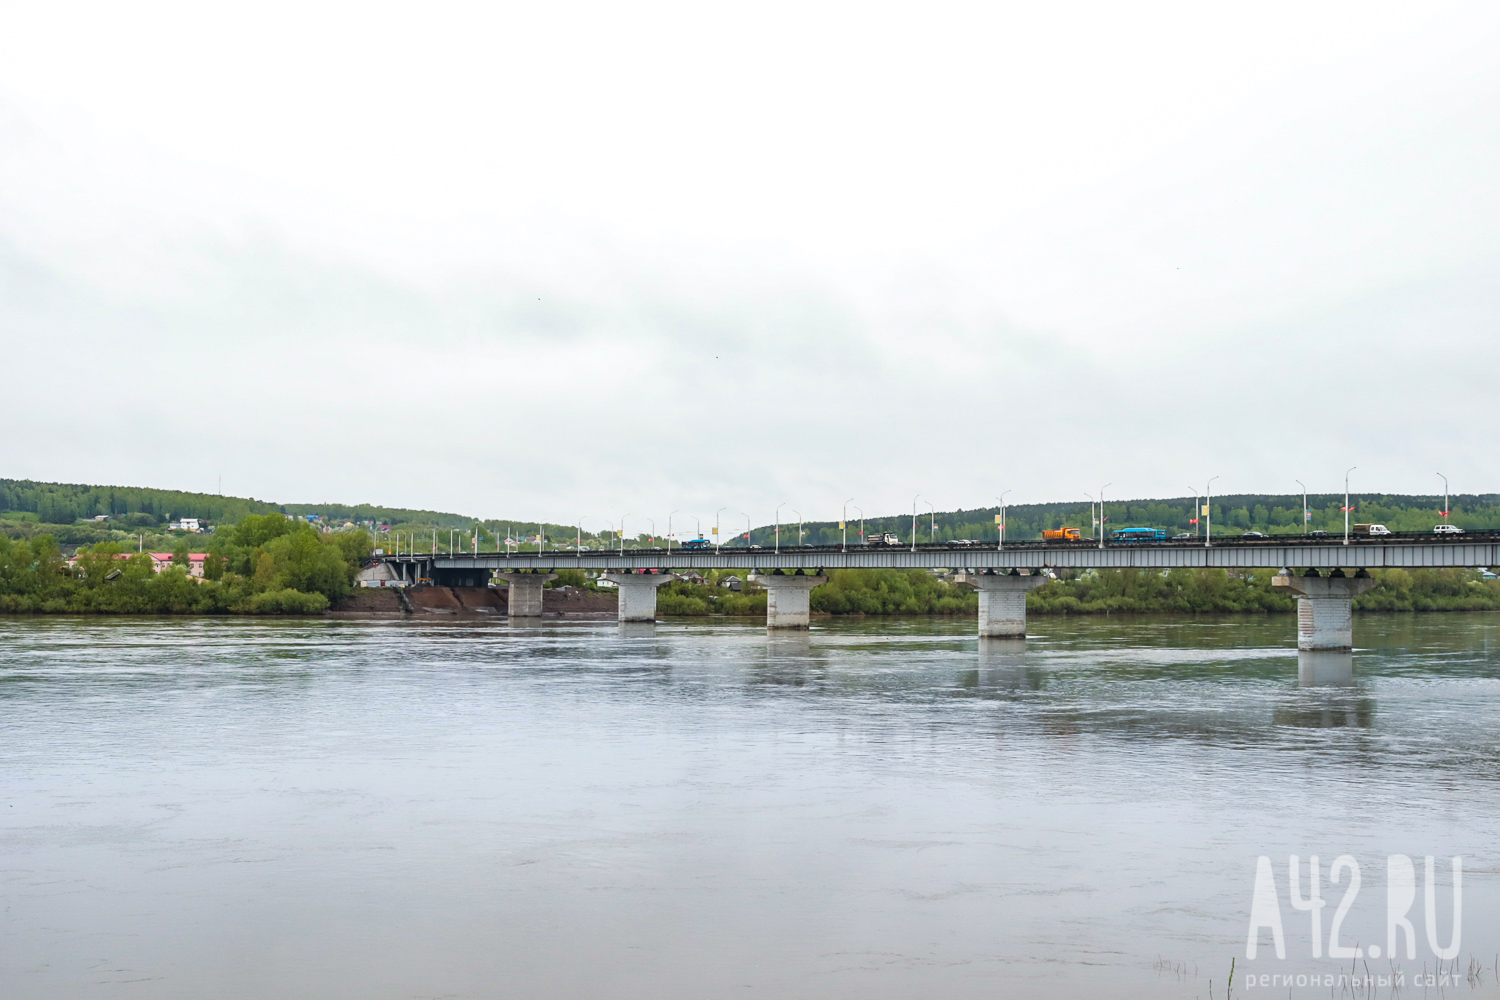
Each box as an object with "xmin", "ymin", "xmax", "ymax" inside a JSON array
[{"xmin": 2, "ymin": 614, "xmax": 1498, "ymax": 999}]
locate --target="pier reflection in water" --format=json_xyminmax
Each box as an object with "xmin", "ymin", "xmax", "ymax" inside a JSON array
[{"xmin": 1, "ymin": 613, "xmax": 1497, "ymax": 1000}]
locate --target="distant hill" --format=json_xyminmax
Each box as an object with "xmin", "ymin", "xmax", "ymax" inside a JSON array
[
  {"xmin": 0, "ymin": 478, "xmax": 478, "ymax": 529},
  {"xmin": 5, "ymin": 477, "xmax": 1498, "ymax": 545}
]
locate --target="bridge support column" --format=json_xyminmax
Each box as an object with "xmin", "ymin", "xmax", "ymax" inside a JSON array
[
  {"xmin": 1272, "ymin": 569, "xmax": 1376, "ymax": 650},
  {"xmin": 603, "ymin": 571, "xmax": 677, "ymax": 622},
  {"xmin": 748, "ymin": 571, "xmax": 828, "ymax": 629},
  {"xmin": 967, "ymin": 570, "xmax": 1049, "ymax": 637},
  {"xmin": 496, "ymin": 571, "xmax": 558, "ymax": 618}
]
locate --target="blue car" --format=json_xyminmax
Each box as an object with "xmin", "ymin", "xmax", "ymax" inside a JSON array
[{"xmin": 681, "ymin": 538, "xmax": 713, "ymax": 550}]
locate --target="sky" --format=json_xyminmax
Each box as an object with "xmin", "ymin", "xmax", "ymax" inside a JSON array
[{"xmin": 2, "ymin": 1, "xmax": 1498, "ymax": 526}]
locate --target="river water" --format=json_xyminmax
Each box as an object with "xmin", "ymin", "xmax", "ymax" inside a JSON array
[{"xmin": 2, "ymin": 613, "xmax": 1498, "ymax": 999}]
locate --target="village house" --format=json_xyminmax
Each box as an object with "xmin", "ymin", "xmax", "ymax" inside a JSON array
[{"xmin": 64, "ymin": 552, "xmax": 212, "ymax": 578}]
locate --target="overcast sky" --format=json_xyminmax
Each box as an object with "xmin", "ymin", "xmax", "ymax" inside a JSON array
[{"xmin": 2, "ymin": 2, "xmax": 1497, "ymax": 525}]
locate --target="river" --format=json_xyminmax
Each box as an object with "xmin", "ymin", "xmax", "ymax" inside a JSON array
[{"xmin": 3, "ymin": 614, "xmax": 1497, "ymax": 999}]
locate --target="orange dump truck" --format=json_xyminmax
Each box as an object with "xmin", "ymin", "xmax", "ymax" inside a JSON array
[{"xmin": 1042, "ymin": 527, "xmax": 1082, "ymax": 542}]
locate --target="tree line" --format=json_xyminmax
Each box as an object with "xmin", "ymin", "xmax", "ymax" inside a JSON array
[{"xmin": 0, "ymin": 514, "xmax": 370, "ymax": 615}]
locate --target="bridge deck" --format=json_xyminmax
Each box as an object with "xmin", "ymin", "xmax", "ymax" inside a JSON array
[{"xmin": 384, "ymin": 533, "xmax": 1500, "ymax": 572}]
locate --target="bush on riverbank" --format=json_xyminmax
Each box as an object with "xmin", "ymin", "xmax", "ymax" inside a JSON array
[
  {"xmin": 1027, "ymin": 568, "xmax": 1294, "ymax": 614},
  {"xmin": 649, "ymin": 567, "xmax": 1500, "ymax": 618},
  {"xmin": 0, "ymin": 515, "xmax": 365, "ymax": 615}
]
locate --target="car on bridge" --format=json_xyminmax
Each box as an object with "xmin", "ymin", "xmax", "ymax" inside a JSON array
[
  {"xmin": 1042, "ymin": 528, "xmax": 1082, "ymax": 542},
  {"xmin": 681, "ymin": 538, "xmax": 713, "ymax": 549},
  {"xmin": 868, "ymin": 533, "xmax": 902, "ymax": 546},
  {"xmin": 1353, "ymin": 523, "xmax": 1392, "ymax": 536},
  {"xmin": 1242, "ymin": 531, "xmax": 1268, "ymax": 539},
  {"xmin": 1434, "ymin": 524, "xmax": 1465, "ymax": 535}
]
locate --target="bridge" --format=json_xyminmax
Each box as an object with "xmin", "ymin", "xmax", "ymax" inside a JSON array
[{"xmin": 377, "ymin": 533, "xmax": 1499, "ymax": 653}]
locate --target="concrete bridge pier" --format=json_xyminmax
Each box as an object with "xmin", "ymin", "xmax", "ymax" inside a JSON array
[
  {"xmin": 959, "ymin": 569, "xmax": 1049, "ymax": 637},
  {"xmin": 603, "ymin": 571, "xmax": 678, "ymax": 622},
  {"xmin": 1272, "ymin": 568, "xmax": 1376, "ymax": 651},
  {"xmin": 748, "ymin": 570, "xmax": 828, "ymax": 629},
  {"xmin": 496, "ymin": 570, "xmax": 558, "ymax": 618}
]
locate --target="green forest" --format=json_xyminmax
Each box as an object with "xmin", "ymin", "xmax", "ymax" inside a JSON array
[{"xmin": 0, "ymin": 514, "xmax": 369, "ymax": 615}]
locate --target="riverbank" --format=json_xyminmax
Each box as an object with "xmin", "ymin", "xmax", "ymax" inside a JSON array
[{"xmin": 3, "ymin": 559, "xmax": 1496, "ymax": 617}]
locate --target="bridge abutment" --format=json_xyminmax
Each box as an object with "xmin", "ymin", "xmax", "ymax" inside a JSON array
[
  {"xmin": 603, "ymin": 571, "xmax": 677, "ymax": 622},
  {"xmin": 496, "ymin": 571, "xmax": 558, "ymax": 618},
  {"xmin": 1272, "ymin": 569, "xmax": 1376, "ymax": 650},
  {"xmin": 748, "ymin": 571, "xmax": 828, "ymax": 629},
  {"xmin": 957, "ymin": 570, "xmax": 1049, "ymax": 637}
]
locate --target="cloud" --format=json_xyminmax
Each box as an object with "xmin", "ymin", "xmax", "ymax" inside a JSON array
[{"xmin": 2, "ymin": 2, "xmax": 1499, "ymax": 522}]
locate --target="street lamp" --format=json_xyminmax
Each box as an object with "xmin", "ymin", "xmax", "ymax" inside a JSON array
[
  {"xmin": 1097, "ymin": 483, "xmax": 1111, "ymax": 550},
  {"xmin": 791, "ymin": 509, "xmax": 802, "ymax": 548},
  {"xmin": 1437, "ymin": 473, "xmax": 1450, "ymax": 524},
  {"xmin": 1205, "ymin": 477, "xmax": 1218, "ymax": 548},
  {"xmin": 620, "ymin": 514, "xmax": 629, "ymax": 555},
  {"xmin": 995, "ymin": 491, "xmax": 1010, "ymax": 551},
  {"xmin": 576, "ymin": 518, "xmax": 586, "ymax": 561},
  {"xmin": 668, "ymin": 510, "xmax": 679, "ymax": 552},
  {"xmin": 924, "ymin": 500, "xmax": 935, "ymax": 545},
  {"xmin": 842, "ymin": 498, "xmax": 854, "ymax": 553},
  {"xmin": 853, "ymin": 505, "xmax": 864, "ymax": 546},
  {"xmin": 775, "ymin": 503, "xmax": 786, "ymax": 553},
  {"xmin": 1343, "ymin": 468, "xmax": 1356, "ymax": 546},
  {"xmin": 715, "ymin": 507, "xmax": 726, "ymax": 554},
  {"xmin": 1295, "ymin": 480, "xmax": 1307, "ymax": 535},
  {"xmin": 691, "ymin": 515, "xmax": 701, "ymax": 542},
  {"xmin": 741, "ymin": 512, "xmax": 751, "ymax": 548},
  {"xmin": 646, "ymin": 518, "xmax": 656, "ymax": 549},
  {"xmin": 911, "ymin": 494, "xmax": 920, "ymax": 553},
  {"xmin": 1084, "ymin": 493, "xmax": 1094, "ymax": 540}
]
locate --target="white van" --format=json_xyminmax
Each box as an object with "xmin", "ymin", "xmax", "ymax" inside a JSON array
[{"xmin": 1434, "ymin": 523, "xmax": 1465, "ymax": 535}]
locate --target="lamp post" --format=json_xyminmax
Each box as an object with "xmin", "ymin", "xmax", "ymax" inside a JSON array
[
  {"xmin": 1084, "ymin": 493, "xmax": 1094, "ymax": 540},
  {"xmin": 536, "ymin": 524, "xmax": 543, "ymax": 553},
  {"xmin": 741, "ymin": 512, "xmax": 751, "ymax": 548},
  {"xmin": 791, "ymin": 509, "xmax": 802, "ymax": 548},
  {"xmin": 996, "ymin": 491, "xmax": 1010, "ymax": 551},
  {"xmin": 842, "ymin": 498, "xmax": 854, "ymax": 553},
  {"xmin": 691, "ymin": 515, "xmax": 701, "ymax": 543},
  {"xmin": 715, "ymin": 507, "xmax": 726, "ymax": 554},
  {"xmin": 911, "ymin": 494, "xmax": 920, "ymax": 553},
  {"xmin": 774, "ymin": 503, "xmax": 786, "ymax": 553},
  {"xmin": 620, "ymin": 514, "xmax": 629, "ymax": 555},
  {"xmin": 668, "ymin": 510, "xmax": 679, "ymax": 552},
  {"xmin": 1205, "ymin": 477, "xmax": 1218, "ymax": 548},
  {"xmin": 1097, "ymin": 483, "xmax": 1111, "ymax": 549},
  {"xmin": 576, "ymin": 518, "xmax": 585, "ymax": 562},
  {"xmin": 1343, "ymin": 468, "xmax": 1356, "ymax": 546},
  {"xmin": 1295, "ymin": 480, "xmax": 1307, "ymax": 535},
  {"xmin": 646, "ymin": 518, "xmax": 656, "ymax": 549},
  {"xmin": 924, "ymin": 500, "xmax": 935, "ymax": 545},
  {"xmin": 1437, "ymin": 473, "xmax": 1449, "ymax": 524}
]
